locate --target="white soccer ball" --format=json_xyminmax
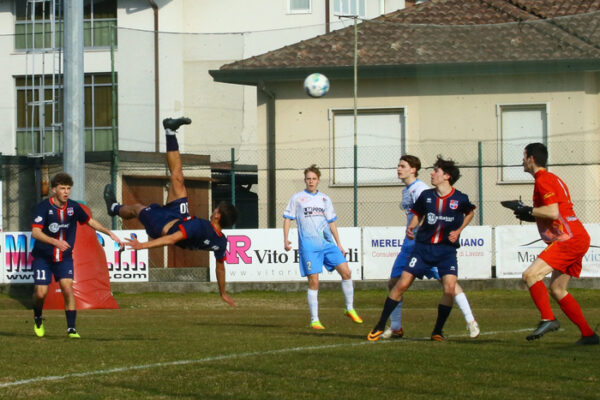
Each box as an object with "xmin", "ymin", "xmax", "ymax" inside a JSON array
[{"xmin": 304, "ymin": 73, "xmax": 330, "ymax": 98}]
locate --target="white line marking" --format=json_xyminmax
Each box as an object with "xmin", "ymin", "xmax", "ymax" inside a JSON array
[{"xmin": 0, "ymin": 327, "xmax": 532, "ymax": 388}]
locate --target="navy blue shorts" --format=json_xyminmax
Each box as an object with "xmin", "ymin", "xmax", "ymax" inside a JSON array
[
  {"xmin": 32, "ymin": 257, "xmax": 73, "ymax": 285},
  {"xmin": 404, "ymin": 243, "xmax": 457, "ymax": 279},
  {"xmin": 138, "ymin": 198, "xmax": 190, "ymax": 238},
  {"xmin": 391, "ymin": 237, "xmax": 440, "ymax": 280}
]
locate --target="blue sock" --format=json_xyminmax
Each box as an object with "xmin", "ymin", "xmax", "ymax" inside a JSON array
[
  {"xmin": 65, "ymin": 310, "xmax": 77, "ymax": 330},
  {"xmin": 166, "ymin": 134, "xmax": 179, "ymax": 151}
]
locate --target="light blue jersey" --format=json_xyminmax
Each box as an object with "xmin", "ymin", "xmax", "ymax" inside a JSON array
[
  {"xmin": 401, "ymin": 179, "xmax": 429, "ymax": 226},
  {"xmin": 284, "ymin": 189, "xmax": 338, "ymax": 251},
  {"xmin": 284, "ymin": 190, "xmax": 346, "ymax": 276}
]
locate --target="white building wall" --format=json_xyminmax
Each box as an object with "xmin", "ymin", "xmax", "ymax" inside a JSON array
[{"xmin": 0, "ymin": 0, "xmax": 404, "ymax": 157}]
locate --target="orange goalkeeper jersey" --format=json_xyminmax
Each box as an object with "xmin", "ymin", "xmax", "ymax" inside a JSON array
[{"xmin": 533, "ymin": 168, "xmax": 587, "ymax": 243}]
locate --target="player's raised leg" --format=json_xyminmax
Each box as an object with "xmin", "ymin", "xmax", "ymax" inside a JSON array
[{"xmin": 163, "ymin": 117, "xmax": 191, "ymax": 204}]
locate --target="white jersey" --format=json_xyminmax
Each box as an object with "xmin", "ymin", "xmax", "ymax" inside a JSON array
[
  {"xmin": 283, "ymin": 190, "xmax": 337, "ymax": 251},
  {"xmin": 401, "ymin": 179, "xmax": 429, "ymax": 226}
]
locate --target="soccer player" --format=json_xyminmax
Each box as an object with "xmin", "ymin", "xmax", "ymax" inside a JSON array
[
  {"xmin": 283, "ymin": 164, "xmax": 362, "ymax": 330},
  {"xmin": 31, "ymin": 172, "xmax": 123, "ymax": 338},
  {"xmin": 383, "ymin": 155, "xmax": 479, "ymax": 340},
  {"xmin": 514, "ymin": 142, "xmax": 598, "ymax": 344},
  {"xmin": 104, "ymin": 117, "xmax": 238, "ymax": 307},
  {"xmin": 368, "ymin": 156, "xmax": 476, "ymax": 341}
]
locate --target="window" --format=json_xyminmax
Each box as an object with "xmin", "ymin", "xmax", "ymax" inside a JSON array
[
  {"xmin": 330, "ymin": 108, "xmax": 406, "ymax": 186},
  {"xmin": 15, "ymin": 0, "xmax": 117, "ymax": 50},
  {"xmin": 497, "ymin": 104, "xmax": 547, "ymax": 182},
  {"xmin": 16, "ymin": 73, "xmax": 117, "ymax": 155},
  {"xmin": 333, "ymin": 0, "xmax": 366, "ymax": 17},
  {"xmin": 289, "ymin": 0, "xmax": 311, "ymax": 14}
]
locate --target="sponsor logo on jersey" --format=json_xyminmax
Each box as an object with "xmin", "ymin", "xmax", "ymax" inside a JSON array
[
  {"xmin": 204, "ymin": 239, "xmax": 210, "ymax": 245},
  {"xmin": 304, "ymin": 206, "xmax": 325, "ymax": 216},
  {"xmin": 35, "ymin": 216, "xmax": 43, "ymax": 223},
  {"xmin": 427, "ymin": 213, "xmax": 455, "ymax": 224},
  {"xmin": 48, "ymin": 222, "xmax": 70, "ymax": 233},
  {"xmin": 449, "ymin": 200, "xmax": 458, "ymax": 210},
  {"xmin": 48, "ymin": 210, "xmax": 54, "ymax": 215}
]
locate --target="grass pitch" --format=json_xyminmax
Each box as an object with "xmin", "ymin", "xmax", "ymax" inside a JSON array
[{"xmin": 0, "ymin": 288, "xmax": 598, "ymax": 399}]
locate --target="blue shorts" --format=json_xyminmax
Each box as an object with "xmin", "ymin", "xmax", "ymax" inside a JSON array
[
  {"xmin": 138, "ymin": 198, "xmax": 190, "ymax": 238},
  {"xmin": 32, "ymin": 257, "xmax": 73, "ymax": 285},
  {"xmin": 404, "ymin": 243, "xmax": 457, "ymax": 279},
  {"xmin": 299, "ymin": 243, "xmax": 347, "ymax": 277},
  {"xmin": 391, "ymin": 237, "xmax": 439, "ymax": 280}
]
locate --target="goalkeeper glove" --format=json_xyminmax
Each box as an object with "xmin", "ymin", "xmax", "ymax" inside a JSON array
[{"xmin": 514, "ymin": 206, "xmax": 535, "ymax": 222}]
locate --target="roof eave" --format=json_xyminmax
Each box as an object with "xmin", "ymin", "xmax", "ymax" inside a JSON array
[{"xmin": 210, "ymin": 59, "xmax": 600, "ymax": 86}]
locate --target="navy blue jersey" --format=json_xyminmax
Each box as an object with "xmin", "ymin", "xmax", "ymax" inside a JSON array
[
  {"xmin": 31, "ymin": 198, "xmax": 90, "ymax": 261},
  {"xmin": 410, "ymin": 188, "xmax": 475, "ymax": 248},
  {"xmin": 168, "ymin": 218, "xmax": 228, "ymax": 261}
]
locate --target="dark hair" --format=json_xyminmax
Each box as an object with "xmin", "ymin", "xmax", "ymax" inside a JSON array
[
  {"xmin": 51, "ymin": 172, "xmax": 74, "ymax": 188},
  {"xmin": 400, "ymin": 155, "xmax": 421, "ymax": 177},
  {"xmin": 524, "ymin": 142, "xmax": 548, "ymax": 168},
  {"xmin": 433, "ymin": 155, "xmax": 460, "ymax": 185},
  {"xmin": 217, "ymin": 201, "xmax": 238, "ymax": 229},
  {"xmin": 304, "ymin": 164, "xmax": 321, "ymax": 178}
]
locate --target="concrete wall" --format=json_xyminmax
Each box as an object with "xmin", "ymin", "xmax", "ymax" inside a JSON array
[{"xmin": 256, "ymin": 71, "xmax": 600, "ymax": 228}]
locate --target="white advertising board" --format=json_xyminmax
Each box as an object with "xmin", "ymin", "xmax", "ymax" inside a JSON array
[
  {"xmin": 1, "ymin": 230, "xmax": 148, "ymax": 283},
  {"xmin": 495, "ymin": 224, "xmax": 600, "ymax": 279},
  {"xmin": 362, "ymin": 226, "xmax": 493, "ymax": 280},
  {"xmin": 210, "ymin": 227, "xmax": 362, "ymax": 282},
  {"xmin": 98, "ymin": 230, "xmax": 149, "ymax": 282}
]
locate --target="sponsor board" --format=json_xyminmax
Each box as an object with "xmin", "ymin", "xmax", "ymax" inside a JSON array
[
  {"xmin": 1, "ymin": 230, "xmax": 148, "ymax": 283},
  {"xmin": 362, "ymin": 226, "xmax": 492, "ymax": 280},
  {"xmin": 210, "ymin": 227, "xmax": 362, "ymax": 282},
  {"xmin": 97, "ymin": 230, "xmax": 149, "ymax": 282},
  {"xmin": 495, "ymin": 224, "xmax": 600, "ymax": 278}
]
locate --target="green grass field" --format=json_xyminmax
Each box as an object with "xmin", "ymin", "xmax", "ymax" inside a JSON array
[{"xmin": 0, "ymin": 288, "xmax": 598, "ymax": 399}]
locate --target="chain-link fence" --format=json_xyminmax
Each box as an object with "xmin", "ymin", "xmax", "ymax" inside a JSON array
[{"xmin": 2, "ymin": 138, "xmax": 598, "ymax": 234}]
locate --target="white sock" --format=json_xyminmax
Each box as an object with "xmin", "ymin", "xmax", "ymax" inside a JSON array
[
  {"xmin": 455, "ymin": 292, "xmax": 475, "ymax": 323},
  {"xmin": 307, "ymin": 289, "xmax": 319, "ymax": 322},
  {"xmin": 389, "ymin": 300, "xmax": 403, "ymax": 331},
  {"xmin": 165, "ymin": 128, "xmax": 176, "ymax": 135},
  {"xmin": 341, "ymin": 279, "xmax": 354, "ymax": 310}
]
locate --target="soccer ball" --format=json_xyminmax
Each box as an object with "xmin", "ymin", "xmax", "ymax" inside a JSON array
[{"xmin": 304, "ymin": 73, "xmax": 330, "ymax": 98}]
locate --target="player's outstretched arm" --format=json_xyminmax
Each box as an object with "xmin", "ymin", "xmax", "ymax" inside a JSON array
[
  {"xmin": 87, "ymin": 218, "xmax": 123, "ymax": 247},
  {"xmin": 125, "ymin": 230, "xmax": 184, "ymax": 250},
  {"xmin": 215, "ymin": 260, "xmax": 235, "ymax": 307}
]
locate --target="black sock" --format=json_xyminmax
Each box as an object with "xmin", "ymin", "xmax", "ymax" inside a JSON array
[
  {"xmin": 65, "ymin": 310, "xmax": 77, "ymax": 330},
  {"xmin": 166, "ymin": 134, "xmax": 179, "ymax": 151},
  {"xmin": 33, "ymin": 306, "xmax": 43, "ymax": 327},
  {"xmin": 374, "ymin": 297, "xmax": 400, "ymax": 332},
  {"xmin": 432, "ymin": 304, "xmax": 452, "ymax": 335}
]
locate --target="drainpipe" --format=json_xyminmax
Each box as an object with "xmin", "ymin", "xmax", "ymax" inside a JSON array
[
  {"xmin": 148, "ymin": 0, "xmax": 160, "ymax": 152},
  {"xmin": 258, "ymin": 81, "xmax": 276, "ymax": 228},
  {"xmin": 325, "ymin": 0, "xmax": 330, "ymax": 33}
]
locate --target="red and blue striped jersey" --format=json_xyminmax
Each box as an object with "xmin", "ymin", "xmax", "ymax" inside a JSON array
[
  {"xmin": 31, "ymin": 197, "xmax": 90, "ymax": 261},
  {"xmin": 410, "ymin": 188, "xmax": 476, "ymax": 248}
]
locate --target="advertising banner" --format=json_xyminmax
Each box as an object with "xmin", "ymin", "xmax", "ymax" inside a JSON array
[
  {"xmin": 362, "ymin": 226, "xmax": 493, "ymax": 280},
  {"xmin": 2, "ymin": 230, "xmax": 148, "ymax": 283},
  {"xmin": 211, "ymin": 227, "xmax": 362, "ymax": 282},
  {"xmin": 495, "ymin": 224, "xmax": 600, "ymax": 278}
]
